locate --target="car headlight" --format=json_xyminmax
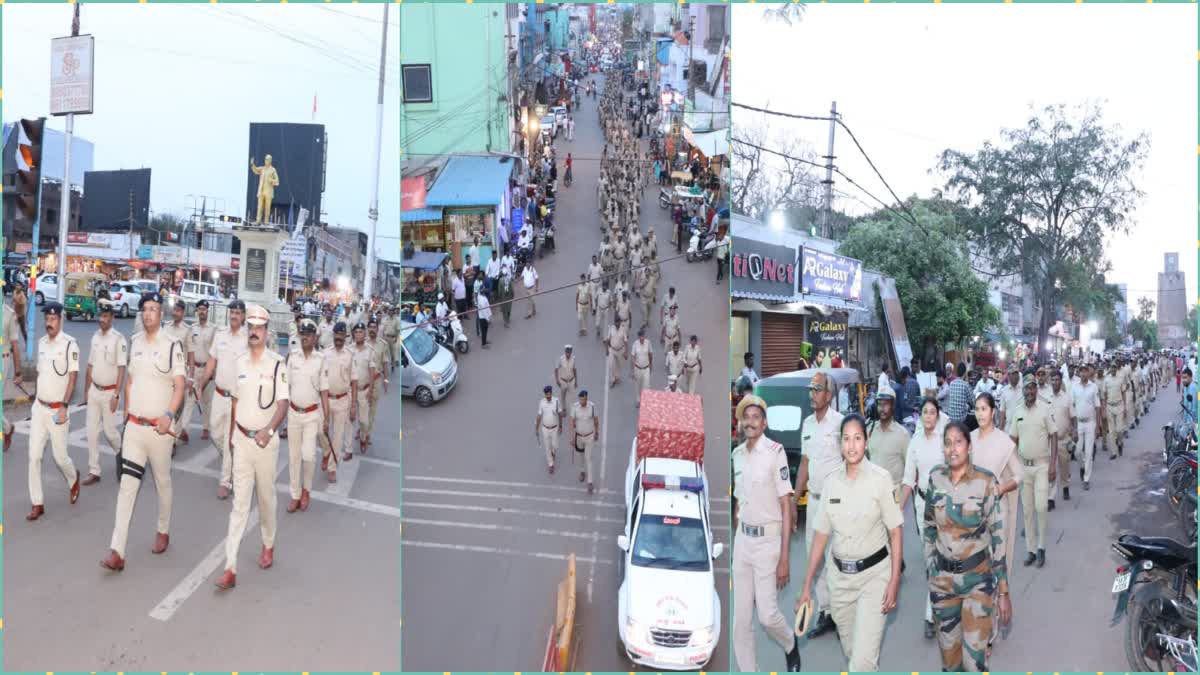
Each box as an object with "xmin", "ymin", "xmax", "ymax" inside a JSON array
[
  {"xmin": 690, "ymin": 624, "xmax": 716, "ymax": 647},
  {"xmin": 431, "ymin": 372, "xmax": 442, "ymax": 384},
  {"xmin": 625, "ymin": 617, "xmax": 650, "ymax": 646}
]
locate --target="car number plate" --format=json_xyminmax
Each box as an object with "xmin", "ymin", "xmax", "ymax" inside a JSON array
[{"xmin": 1112, "ymin": 571, "xmax": 1131, "ymax": 593}]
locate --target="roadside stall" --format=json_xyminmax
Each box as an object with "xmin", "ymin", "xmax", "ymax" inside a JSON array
[{"xmin": 400, "ymin": 251, "xmax": 450, "ymax": 319}]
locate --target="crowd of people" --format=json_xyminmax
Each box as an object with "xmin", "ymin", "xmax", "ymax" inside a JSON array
[{"xmin": 732, "ymin": 348, "xmax": 1192, "ymax": 672}]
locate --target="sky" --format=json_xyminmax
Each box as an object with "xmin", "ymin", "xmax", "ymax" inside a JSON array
[
  {"xmin": 3, "ymin": 3, "xmax": 400, "ymax": 258},
  {"xmin": 734, "ymin": 3, "xmax": 1197, "ymax": 312}
]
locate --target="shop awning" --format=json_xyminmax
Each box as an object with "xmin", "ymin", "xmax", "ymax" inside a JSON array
[
  {"xmin": 401, "ymin": 251, "xmax": 448, "ymax": 271},
  {"xmin": 733, "ymin": 290, "xmax": 799, "ymax": 306},
  {"xmin": 402, "ymin": 208, "xmax": 443, "ymax": 224},
  {"xmin": 683, "ymin": 127, "xmax": 729, "ymax": 158},
  {"xmin": 424, "ymin": 155, "xmax": 515, "ymax": 208}
]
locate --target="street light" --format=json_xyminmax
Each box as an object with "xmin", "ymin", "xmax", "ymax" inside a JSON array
[
  {"xmin": 1087, "ymin": 321, "xmax": 1098, "ymax": 333},
  {"xmin": 769, "ymin": 211, "xmax": 785, "ymax": 231}
]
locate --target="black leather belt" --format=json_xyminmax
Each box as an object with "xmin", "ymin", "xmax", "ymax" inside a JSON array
[
  {"xmin": 935, "ymin": 549, "xmax": 990, "ymax": 574},
  {"xmin": 832, "ymin": 546, "xmax": 888, "ymax": 575}
]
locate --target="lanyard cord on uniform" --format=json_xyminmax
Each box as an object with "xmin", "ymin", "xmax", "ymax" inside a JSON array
[
  {"xmin": 50, "ymin": 339, "xmax": 69, "ymax": 377},
  {"xmin": 154, "ymin": 338, "xmax": 180, "ymax": 375},
  {"xmin": 258, "ymin": 360, "xmax": 280, "ymax": 410}
]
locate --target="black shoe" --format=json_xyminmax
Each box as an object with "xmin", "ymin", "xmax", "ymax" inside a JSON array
[
  {"xmin": 1080, "ymin": 466, "xmax": 1085, "ymax": 481},
  {"xmin": 924, "ymin": 620, "xmax": 935, "ymax": 640},
  {"xmin": 1084, "ymin": 481, "xmax": 1090, "ymax": 491},
  {"xmin": 785, "ymin": 637, "xmax": 802, "ymax": 672},
  {"xmin": 1048, "ymin": 499, "xmax": 1056, "ymax": 512},
  {"xmin": 1036, "ymin": 549, "xmax": 1046, "ymax": 567},
  {"xmin": 1023, "ymin": 552, "xmax": 1037, "ymax": 566},
  {"xmin": 806, "ymin": 612, "xmax": 835, "ymax": 639},
  {"xmin": 1063, "ymin": 487, "xmax": 1070, "ymax": 501}
]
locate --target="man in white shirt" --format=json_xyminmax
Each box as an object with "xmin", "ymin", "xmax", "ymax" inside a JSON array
[
  {"xmin": 877, "ymin": 363, "xmax": 892, "ymax": 393},
  {"xmin": 714, "ymin": 231, "xmax": 731, "ymax": 283},
  {"xmin": 451, "ymin": 271, "xmax": 468, "ymax": 315},
  {"xmin": 1071, "ymin": 363, "xmax": 1101, "ymax": 490},
  {"xmin": 499, "ymin": 250, "xmax": 516, "ymax": 281},
  {"xmin": 740, "ymin": 352, "xmax": 760, "ymax": 387},
  {"xmin": 477, "ymin": 290, "xmax": 493, "ymax": 349},
  {"xmin": 974, "ymin": 369, "xmax": 998, "ymax": 398},
  {"xmin": 434, "ymin": 294, "xmax": 450, "ymax": 327},
  {"xmin": 522, "ymin": 263, "xmax": 540, "ymax": 319},
  {"xmin": 485, "ymin": 251, "xmax": 502, "ymax": 286}
]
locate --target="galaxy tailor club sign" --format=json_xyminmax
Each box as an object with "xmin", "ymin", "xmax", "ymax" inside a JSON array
[
  {"xmin": 801, "ymin": 248, "xmax": 864, "ymax": 302},
  {"xmin": 731, "ymin": 238, "xmax": 797, "ymax": 297}
]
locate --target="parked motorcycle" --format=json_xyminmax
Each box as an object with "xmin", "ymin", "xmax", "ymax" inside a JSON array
[
  {"xmin": 1111, "ymin": 533, "xmax": 1197, "ymax": 671},
  {"xmin": 434, "ymin": 311, "xmax": 469, "ymax": 355},
  {"xmin": 658, "ymin": 187, "xmax": 672, "ymax": 210},
  {"xmin": 687, "ymin": 227, "xmax": 716, "ymax": 263}
]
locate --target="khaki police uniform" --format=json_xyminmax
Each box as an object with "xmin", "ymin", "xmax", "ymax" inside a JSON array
[
  {"xmin": 1104, "ymin": 372, "xmax": 1124, "ymax": 459},
  {"xmin": 318, "ymin": 320, "xmax": 335, "ymax": 350},
  {"xmin": 321, "ymin": 344, "xmax": 355, "ymax": 461},
  {"xmin": 996, "ymin": 383, "xmax": 1023, "ymax": 429},
  {"xmin": 29, "ymin": 332, "xmax": 82, "ymax": 506},
  {"xmin": 287, "ymin": 346, "xmax": 324, "ymax": 499},
  {"xmin": 1071, "ymin": 379, "xmax": 1100, "ymax": 483},
  {"xmin": 161, "ymin": 319, "xmax": 191, "ymax": 436},
  {"xmin": 538, "ymin": 396, "xmax": 561, "ymax": 467},
  {"xmin": 594, "ymin": 287, "xmax": 613, "ymax": 336},
  {"xmin": 606, "ymin": 324, "xmax": 628, "ymax": 386},
  {"xmin": 382, "ymin": 315, "xmax": 401, "ymax": 366},
  {"xmin": 555, "ymin": 352, "xmax": 577, "ymax": 408},
  {"xmin": 3, "ymin": 303, "xmax": 23, "ymax": 439},
  {"xmin": 802, "ymin": 408, "xmax": 845, "ymax": 616},
  {"xmin": 1048, "ymin": 387, "xmax": 1075, "ymax": 499},
  {"xmin": 970, "ymin": 427, "xmax": 1023, "ymax": 580},
  {"xmin": 681, "ymin": 343, "xmax": 702, "ymax": 395},
  {"xmin": 575, "ymin": 284, "xmax": 591, "ymax": 335},
  {"xmin": 569, "ymin": 399, "xmax": 598, "ymax": 483},
  {"xmin": 587, "ymin": 262, "xmax": 603, "ymax": 311},
  {"xmin": 210, "ymin": 326, "xmax": 249, "ymax": 490},
  {"xmin": 731, "ymin": 435, "xmax": 794, "ymax": 672},
  {"xmin": 630, "ymin": 338, "xmax": 652, "ymax": 403},
  {"xmin": 349, "ymin": 341, "xmax": 376, "ymax": 446},
  {"xmin": 866, "ymin": 420, "xmax": 910, "ymax": 500},
  {"xmin": 181, "ymin": 319, "xmax": 217, "ymax": 437},
  {"xmin": 615, "ymin": 295, "xmax": 632, "ymax": 327},
  {"xmin": 366, "ymin": 336, "xmax": 389, "ymax": 438},
  {"xmin": 661, "ymin": 314, "xmax": 681, "ymax": 349},
  {"xmin": 225, "ymin": 347, "xmax": 288, "ymax": 573},
  {"xmin": 664, "ymin": 347, "xmax": 685, "ymax": 387},
  {"xmin": 1006, "ymin": 399, "xmax": 1055, "ymax": 556},
  {"xmin": 86, "ymin": 327, "xmax": 128, "ymax": 478},
  {"xmin": 814, "ymin": 460, "xmax": 903, "ymax": 672},
  {"xmin": 110, "ymin": 330, "xmax": 184, "ymax": 556}
]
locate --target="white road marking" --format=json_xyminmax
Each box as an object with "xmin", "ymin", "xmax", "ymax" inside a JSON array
[
  {"xmin": 402, "ymin": 539, "xmax": 612, "ymax": 565},
  {"xmin": 327, "ymin": 447, "xmax": 362, "ymax": 497},
  {"xmin": 402, "ymin": 486, "xmax": 625, "ymax": 509},
  {"xmin": 601, "ymin": 347, "xmax": 610, "ymax": 483},
  {"xmin": 296, "ymin": 484, "xmax": 401, "ymax": 518},
  {"xmin": 587, "ymin": 529, "xmax": 599, "ymax": 602},
  {"xmin": 360, "ymin": 454, "xmax": 402, "ymax": 469},
  {"xmin": 402, "ymin": 500, "xmax": 625, "ymax": 524},
  {"xmin": 403, "ymin": 516, "xmax": 597, "ymax": 540},
  {"xmin": 404, "ymin": 473, "xmax": 622, "ymax": 496}
]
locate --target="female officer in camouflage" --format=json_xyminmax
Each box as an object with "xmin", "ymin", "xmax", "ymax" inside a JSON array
[{"xmin": 923, "ymin": 421, "xmax": 1012, "ymax": 672}]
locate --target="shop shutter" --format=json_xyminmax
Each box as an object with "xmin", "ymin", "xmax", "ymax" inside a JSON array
[{"xmin": 761, "ymin": 312, "xmax": 806, "ymax": 378}]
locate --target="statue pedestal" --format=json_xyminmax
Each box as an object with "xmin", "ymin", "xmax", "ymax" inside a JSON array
[{"xmin": 230, "ymin": 224, "xmax": 292, "ymax": 352}]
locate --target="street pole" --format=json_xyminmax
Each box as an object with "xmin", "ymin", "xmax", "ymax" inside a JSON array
[
  {"xmin": 362, "ymin": 2, "xmax": 388, "ymax": 302},
  {"xmin": 821, "ymin": 100, "xmax": 837, "ymax": 239},
  {"xmin": 55, "ymin": 6, "xmax": 82, "ymax": 299}
]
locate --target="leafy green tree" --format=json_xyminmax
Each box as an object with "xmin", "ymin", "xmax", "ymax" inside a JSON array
[
  {"xmin": 839, "ymin": 198, "xmax": 1000, "ymax": 362},
  {"xmin": 937, "ymin": 104, "xmax": 1148, "ymax": 365},
  {"xmin": 1128, "ymin": 317, "xmax": 1159, "ymax": 350}
]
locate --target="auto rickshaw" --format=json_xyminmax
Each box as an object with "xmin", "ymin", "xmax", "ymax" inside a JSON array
[
  {"xmin": 64, "ymin": 272, "xmax": 111, "ymax": 321},
  {"xmin": 753, "ymin": 367, "xmax": 865, "ymax": 520}
]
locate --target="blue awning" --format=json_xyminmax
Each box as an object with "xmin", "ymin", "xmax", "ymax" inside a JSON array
[
  {"xmin": 424, "ymin": 156, "xmax": 515, "ymax": 208},
  {"xmin": 733, "ymin": 289, "xmax": 799, "ymax": 304},
  {"xmin": 400, "ymin": 251, "xmax": 448, "ymax": 271},
  {"xmin": 402, "ymin": 208, "xmax": 443, "ymax": 224}
]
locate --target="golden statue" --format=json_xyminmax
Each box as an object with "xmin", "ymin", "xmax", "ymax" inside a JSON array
[{"xmin": 249, "ymin": 155, "xmax": 280, "ymax": 225}]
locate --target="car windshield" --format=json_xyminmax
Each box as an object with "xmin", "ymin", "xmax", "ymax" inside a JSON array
[
  {"xmin": 632, "ymin": 514, "xmax": 709, "ymax": 572},
  {"xmin": 403, "ymin": 329, "xmax": 438, "ymax": 366}
]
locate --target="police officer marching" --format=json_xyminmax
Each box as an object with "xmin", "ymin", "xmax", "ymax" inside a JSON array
[
  {"xmin": 3, "ymin": 284, "xmax": 26, "ymax": 453},
  {"xmin": 182, "ymin": 299, "xmax": 217, "ymax": 443},
  {"xmin": 1006, "ymin": 374, "xmax": 1057, "ymax": 568},
  {"xmin": 26, "ymin": 301, "xmax": 83, "ymax": 521},
  {"xmin": 535, "ymin": 385, "xmax": 562, "ymax": 475},
  {"xmin": 730, "ymin": 393, "xmax": 803, "ymax": 672},
  {"xmin": 349, "ymin": 322, "xmax": 376, "ymax": 457},
  {"xmin": 83, "ymin": 299, "xmax": 127, "ymax": 486},
  {"xmin": 319, "ymin": 322, "xmax": 355, "ymax": 482},
  {"xmin": 364, "ymin": 318, "xmax": 390, "ymax": 451},
  {"xmin": 195, "ymin": 299, "xmax": 249, "ymax": 499},
  {"xmin": 161, "ymin": 300, "xmax": 193, "ymax": 447},
  {"xmin": 214, "ymin": 304, "xmax": 289, "ymax": 590},
  {"xmin": 681, "ymin": 334, "xmax": 703, "ymax": 395},
  {"xmin": 568, "ymin": 389, "xmax": 599, "ymax": 494},
  {"xmin": 100, "ymin": 292, "xmax": 185, "ymax": 570},
  {"xmin": 286, "ymin": 318, "xmax": 324, "ymax": 513},
  {"xmin": 555, "ymin": 345, "xmax": 578, "ymax": 408}
]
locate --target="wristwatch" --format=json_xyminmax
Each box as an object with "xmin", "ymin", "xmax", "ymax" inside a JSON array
[{"xmin": 268, "ymin": 427, "xmax": 277, "ymax": 439}]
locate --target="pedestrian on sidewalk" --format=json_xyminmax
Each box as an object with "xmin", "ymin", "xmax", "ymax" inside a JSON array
[
  {"xmin": 477, "ymin": 290, "xmax": 492, "ymax": 348},
  {"xmin": 522, "ymin": 262, "xmax": 539, "ymax": 319}
]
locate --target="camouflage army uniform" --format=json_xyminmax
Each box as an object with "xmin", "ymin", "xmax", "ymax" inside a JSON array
[{"xmin": 922, "ymin": 464, "xmax": 1009, "ymax": 672}]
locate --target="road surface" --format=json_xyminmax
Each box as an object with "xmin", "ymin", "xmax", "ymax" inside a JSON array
[
  {"xmin": 748, "ymin": 376, "xmax": 1186, "ymax": 671},
  {"xmin": 3, "ymin": 312, "xmax": 400, "ymax": 671},
  {"xmin": 401, "ymin": 75, "xmax": 731, "ymax": 671}
]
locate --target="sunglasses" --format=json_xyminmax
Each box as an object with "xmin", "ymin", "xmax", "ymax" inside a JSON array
[{"xmin": 809, "ymin": 384, "xmax": 828, "ymax": 392}]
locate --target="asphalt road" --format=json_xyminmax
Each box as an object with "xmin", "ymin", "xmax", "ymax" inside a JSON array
[
  {"xmin": 749, "ymin": 376, "xmax": 1186, "ymax": 671},
  {"xmin": 3, "ymin": 312, "xmax": 400, "ymax": 671},
  {"xmin": 400, "ymin": 76, "xmax": 732, "ymax": 671}
]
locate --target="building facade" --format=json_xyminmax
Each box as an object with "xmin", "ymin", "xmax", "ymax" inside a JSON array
[{"xmin": 1157, "ymin": 252, "xmax": 1189, "ymax": 349}]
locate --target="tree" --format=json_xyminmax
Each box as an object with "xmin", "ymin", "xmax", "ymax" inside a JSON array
[
  {"xmin": 149, "ymin": 212, "xmax": 188, "ymax": 245},
  {"xmin": 937, "ymin": 103, "xmax": 1148, "ymax": 365},
  {"xmin": 838, "ymin": 198, "xmax": 1000, "ymax": 361},
  {"xmin": 1137, "ymin": 296, "xmax": 1155, "ymax": 323},
  {"xmin": 731, "ymin": 122, "xmax": 822, "ymax": 220},
  {"xmin": 762, "ymin": 4, "xmax": 805, "ymax": 25},
  {"xmin": 1128, "ymin": 317, "xmax": 1159, "ymax": 350}
]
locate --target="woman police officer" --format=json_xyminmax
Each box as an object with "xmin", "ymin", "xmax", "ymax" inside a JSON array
[{"xmin": 796, "ymin": 413, "xmax": 903, "ymax": 672}]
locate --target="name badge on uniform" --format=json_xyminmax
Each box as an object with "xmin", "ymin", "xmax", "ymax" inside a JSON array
[
  {"xmin": 779, "ymin": 467, "xmax": 789, "ymax": 481},
  {"xmin": 828, "ymin": 498, "xmax": 841, "ymax": 504},
  {"xmin": 803, "ymin": 435, "xmax": 811, "ymax": 441}
]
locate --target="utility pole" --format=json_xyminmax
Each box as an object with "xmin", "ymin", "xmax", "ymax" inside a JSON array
[
  {"xmin": 820, "ymin": 100, "xmax": 837, "ymax": 239},
  {"xmin": 486, "ymin": 10, "xmax": 493, "ymax": 152},
  {"xmin": 362, "ymin": 2, "xmax": 388, "ymax": 302},
  {"xmin": 55, "ymin": 2, "xmax": 82, "ymax": 301},
  {"xmin": 128, "ymin": 189, "xmax": 134, "ymax": 262}
]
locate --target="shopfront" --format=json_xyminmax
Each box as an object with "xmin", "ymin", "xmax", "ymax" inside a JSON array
[{"xmin": 422, "ymin": 155, "xmax": 516, "ymax": 272}]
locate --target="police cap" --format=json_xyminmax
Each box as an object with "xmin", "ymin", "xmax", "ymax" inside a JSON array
[
  {"xmin": 228, "ymin": 299, "xmax": 247, "ymax": 311},
  {"xmin": 138, "ymin": 292, "xmax": 164, "ymax": 310},
  {"xmin": 736, "ymin": 394, "xmax": 768, "ymax": 420},
  {"xmin": 334, "ymin": 321, "xmax": 347, "ymax": 334},
  {"xmin": 42, "ymin": 301, "xmax": 64, "ymax": 317},
  {"xmin": 298, "ymin": 319, "xmax": 318, "ymax": 334}
]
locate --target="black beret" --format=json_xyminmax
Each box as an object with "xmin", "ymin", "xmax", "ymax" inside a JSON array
[
  {"xmin": 138, "ymin": 292, "xmax": 164, "ymax": 310},
  {"xmin": 228, "ymin": 299, "xmax": 246, "ymax": 311},
  {"xmin": 42, "ymin": 301, "xmax": 64, "ymax": 316}
]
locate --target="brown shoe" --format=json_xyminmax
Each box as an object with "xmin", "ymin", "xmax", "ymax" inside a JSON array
[
  {"xmin": 321, "ymin": 452, "xmax": 329, "ymax": 471},
  {"xmin": 81, "ymin": 473, "xmax": 101, "ymax": 486},
  {"xmin": 342, "ymin": 452, "xmax": 353, "ymax": 461},
  {"xmin": 69, "ymin": 476, "xmax": 81, "ymax": 505},
  {"xmin": 579, "ymin": 472, "xmax": 586, "ymax": 483},
  {"xmin": 217, "ymin": 485, "xmax": 230, "ymax": 500},
  {"xmin": 3, "ymin": 430, "xmax": 10, "ymax": 452},
  {"xmin": 258, "ymin": 545, "xmax": 274, "ymax": 569},
  {"xmin": 328, "ymin": 470, "xmax": 337, "ymax": 484},
  {"xmin": 100, "ymin": 550, "xmax": 125, "ymax": 571},
  {"xmin": 299, "ymin": 489, "xmax": 310, "ymax": 511},
  {"xmin": 26, "ymin": 504, "xmax": 45, "ymax": 521},
  {"xmin": 178, "ymin": 430, "xmax": 190, "ymax": 444},
  {"xmin": 287, "ymin": 498, "xmax": 301, "ymax": 513},
  {"xmin": 214, "ymin": 569, "xmax": 236, "ymax": 589},
  {"xmin": 588, "ymin": 482, "xmax": 594, "ymax": 495},
  {"xmin": 548, "ymin": 464, "xmax": 555, "ymax": 475},
  {"xmin": 201, "ymin": 429, "xmax": 210, "ymax": 441},
  {"xmin": 152, "ymin": 532, "xmax": 169, "ymax": 554}
]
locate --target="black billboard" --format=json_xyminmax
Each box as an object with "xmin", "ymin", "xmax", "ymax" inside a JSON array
[
  {"xmin": 805, "ymin": 312, "xmax": 849, "ymax": 364},
  {"xmin": 245, "ymin": 122, "xmax": 325, "ymax": 226},
  {"xmin": 81, "ymin": 168, "xmax": 151, "ymax": 232}
]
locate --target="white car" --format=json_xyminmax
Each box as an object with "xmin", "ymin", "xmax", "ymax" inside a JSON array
[
  {"xmin": 108, "ymin": 282, "xmax": 142, "ymax": 318},
  {"xmin": 616, "ymin": 443, "xmax": 722, "ymax": 670},
  {"xmin": 33, "ymin": 273, "xmax": 59, "ymax": 305},
  {"xmin": 550, "ymin": 105, "xmax": 568, "ymax": 130},
  {"xmin": 539, "ymin": 114, "xmax": 558, "ymax": 139}
]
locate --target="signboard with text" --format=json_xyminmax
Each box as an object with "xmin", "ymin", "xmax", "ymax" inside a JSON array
[
  {"xmin": 800, "ymin": 247, "xmax": 863, "ymax": 302},
  {"xmin": 730, "ymin": 237, "xmax": 796, "ymax": 299},
  {"xmin": 805, "ymin": 312, "xmax": 849, "ymax": 364},
  {"xmin": 50, "ymin": 35, "xmax": 95, "ymax": 116}
]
